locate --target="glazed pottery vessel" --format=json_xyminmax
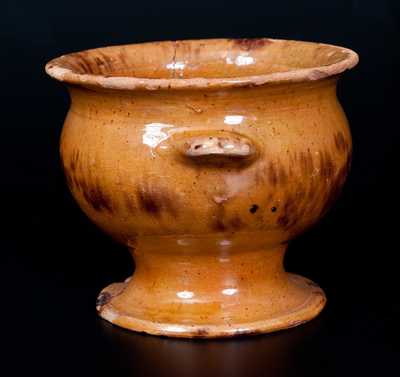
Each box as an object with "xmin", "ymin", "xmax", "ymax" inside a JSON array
[{"xmin": 46, "ymin": 38, "xmax": 358, "ymax": 338}]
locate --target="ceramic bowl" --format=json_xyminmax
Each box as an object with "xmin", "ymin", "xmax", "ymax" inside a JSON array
[{"xmin": 46, "ymin": 38, "xmax": 358, "ymax": 338}]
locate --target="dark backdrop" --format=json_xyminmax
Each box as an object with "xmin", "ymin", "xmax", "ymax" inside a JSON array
[{"xmin": 1, "ymin": 1, "xmax": 399, "ymax": 376}]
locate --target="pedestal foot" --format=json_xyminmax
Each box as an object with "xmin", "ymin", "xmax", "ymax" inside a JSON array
[{"xmin": 96, "ymin": 235, "xmax": 326, "ymax": 338}]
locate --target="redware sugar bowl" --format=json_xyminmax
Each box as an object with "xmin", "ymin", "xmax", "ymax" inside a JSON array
[{"xmin": 45, "ymin": 38, "xmax": 358, "ymax": 338}]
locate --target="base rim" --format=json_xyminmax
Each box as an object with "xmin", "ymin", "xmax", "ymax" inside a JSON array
[{"xmin": 96, "ymin": 274, "xmax": 326, "ymax": 338}]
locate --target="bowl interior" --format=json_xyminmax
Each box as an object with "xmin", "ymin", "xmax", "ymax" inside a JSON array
[{"xmin": 48, "ymin": 38, "xmax": 353, "ymax": 80}]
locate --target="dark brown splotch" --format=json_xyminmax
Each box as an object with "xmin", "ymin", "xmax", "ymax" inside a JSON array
[
  {"xmin": 70, "ymin": 149, "xmax": 80, "ymax": 172},
  {"xmin": 72, "ymin": 59, "xmax": 89, "ymax": 75},
  {"xmin": 294, "ymin": 185, "xmax": 307, "ymax": 200},
  {"xmin": 233, "ymin": 38, "xmax": 272, "ymax": 50},
  {"xmin": 66, "ymin": 50, "xmax": 120, "ymax": 76},
  {"xmin": 62, "ymin": 151, "xmax": 82, "ymax": 191},
  {"xmin": 77, "ymin": 176, "xmax": 89, "ymax": 195},
  {"xmin": 268, "ymin": 162, "xmax": 278, "ymax": 186},
  {"xmin": 123, "ymin": 192, "xmax": 136, "ymax": 213},
  {"xmin": 137, "ymin": 189, "xmax": 160, "ymax": 215},
  {"xmin": 98, "ymin": 51, "xmax": 115, "ymax": 73},
  {"xmin": 94, "ymin": 56, "xmax": 107, "ymax": 74},
  {"xmin": 82, "ymin": 179, "xmax": 113, "ymax": 212},
  {"xmin": 279, "ymin": 147, "xmax": 351, "ymax": 233},
  {"xmin": 136, "ymin": 186, "xmax": 178, "ymax": 217},
  {"xmin": 334, "ymin": 131, "xmax": 348, "ymax": 153},
  {"xmin": 254, "ymin": 167, "xmax": 266, "ymax": 186},
  {"xmin": 194, "ymin": 328, "xmax": 209, "ymax": 337},
  {"xmin": 319, "ymin": 151, "xmax": 336, "ymax": 178},
  {"xmin": 118, "ymin": 50, "xmax": 128, "ymax": 68},
  {"xmin": 75, "ymin": 52, "xmax": 95, "ymax": 74},
  {"xmin": 266, "ymin": 161, "xmax": 290, "ymax": 186},
  {"xmin": 211, "ymin": 204, "xmax": 227, "ymax": 232},
  {"xmin": 277, "ymin": 214, "xmax": 290, "ymax": 227},
  {"xmin": 254, "ymin": 160, "xmax": 291, "ymax": 187},
  {"xmin": 299, "ymin": 150, "xmax": 314, "ymax": 176},
  {"xmin": 96, "ymin": 292, "xmax": 112, "ymax": 308},
  {"xmin": 278, "ymin": 165, "xmax": 288, "ymax": 185},
  {"xmin": 276, "ymin": 192, "xmax": 308, "ymax": 231},
  {"xmin": 230, "ymin": 216, "xmax": 244, "ymax": 231},
  {"xmin": 94, "ymin": 56, "xmax": 105, "ymax": 67},
  {"xmin": 211, "ymin": 204, "xmax": 244, "ymax": 232},
  {"xmin": 319, "ymin": 152, "xmax": 351, "ymax": 216},
  {"xmin": 277, "ymin": 197, "xmax": 298, "ymax": 228},
  {"xmin": 212, "ymin": 218, "xmax": 227, "ymax": 232},
  {"xmin": 63, "ymin": 153, "xmax": 114, "ymax": 213}
]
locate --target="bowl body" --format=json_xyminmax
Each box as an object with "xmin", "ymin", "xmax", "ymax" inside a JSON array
[
  {"xmin": 47, "ymin": 38, "xmax": 357, "ymax": 337},
  {"xmin": 61, "ymin": 79, "xmax": 351, "ymax": 242}
]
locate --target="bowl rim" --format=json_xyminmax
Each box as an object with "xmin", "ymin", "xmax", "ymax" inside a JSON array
[{"xmin": 45, "ymin": 38, "xmax": 359, "ymax": 91}]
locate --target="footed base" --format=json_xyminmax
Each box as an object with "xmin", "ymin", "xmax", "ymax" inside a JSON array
[
  {"xmin": 96, "ymin": 237, "xmax": 326, "ymax": 338},
  {"xmin": 97, "ymin": 273, "xmax": 326, "ymax": 338}
]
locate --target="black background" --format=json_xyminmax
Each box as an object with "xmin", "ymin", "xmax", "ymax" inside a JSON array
[{"xmin": 2, "ymin": 1, "xmax": 399, "ymax": 376}]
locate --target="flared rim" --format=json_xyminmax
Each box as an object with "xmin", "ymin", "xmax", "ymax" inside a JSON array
[{"xmin": 45, "ymin": 38, "xmax": 359, "ymax": 91}]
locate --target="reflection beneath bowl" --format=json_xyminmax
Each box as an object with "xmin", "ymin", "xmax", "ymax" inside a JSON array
[{"xmin": 98, "ymin": 315, "xmax": 324, "ymax": 377}]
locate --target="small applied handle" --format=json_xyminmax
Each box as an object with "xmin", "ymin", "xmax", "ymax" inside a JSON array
[
  {"xmin": 155, "ymin": 130, "xmax": 259, "ymax": 167},
  {"xmin": 183, "ymin": 135, "xmax": 256, "ymax": 159}
]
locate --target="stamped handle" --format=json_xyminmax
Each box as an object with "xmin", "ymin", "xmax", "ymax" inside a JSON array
[
  {"xmin": 184, "ymin": 135, "xmax": 256, "ymax": 159},
  {"xmin": 156, "ymin": 130, "xmax": 259, "ymax": 167}
]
